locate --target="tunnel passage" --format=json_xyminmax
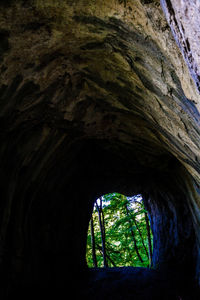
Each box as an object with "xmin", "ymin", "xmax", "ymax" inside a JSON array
[
  {"xmin": 1, "ymin": 1, "xmax": 200, "ymax": 299},
  {"xmin": 2, "ymin": 139, "xmax": 198, "ymax": 299},
  {"xmin": 78, "ymin": 145, "xmax": 198, "ymax": 299}
]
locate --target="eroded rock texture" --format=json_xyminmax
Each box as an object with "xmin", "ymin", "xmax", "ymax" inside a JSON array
[
  {"xmin": 161, "ymin": 0, "xmax": 200, "ymax": 93},
  {"xmin": 0, "ymin": 0, "xmax": 200, "ymax": 299}
]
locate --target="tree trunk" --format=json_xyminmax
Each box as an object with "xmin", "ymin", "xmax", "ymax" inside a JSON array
[
  {"xmin": 90, "ymin": 216, "xmax": 97, "ymax": 267},
  {"xmin": 133, "ymin": 217, "xmax": 149, "ymax": 259},
  {"xmin": 125, "ymin": 205, "xmax": 144, "ymax": 263},
  {"xmin": 96, "ymin": 199, "xmax": 108, "ymax": 267},
  {"xmin": 145, "ymin": 211, "xmax": 153, "ymax": 267},
  {"xmin": 96, "ymin": 244, "xmax": 117, "ymax": 267}
]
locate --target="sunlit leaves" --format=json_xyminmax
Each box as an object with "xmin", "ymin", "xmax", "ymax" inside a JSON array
[{"xmin": 86, "ymin": 193, "xmax": 153, "ymax": 268}]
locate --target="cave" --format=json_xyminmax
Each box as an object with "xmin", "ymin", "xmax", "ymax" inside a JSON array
[{"xmin": 0, "ymin": 0, "xmax": 200, "ymax": 299}]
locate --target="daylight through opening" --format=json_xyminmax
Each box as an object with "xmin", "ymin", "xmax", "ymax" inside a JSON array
[{"xmin": 86, "ymin": 193, "xmax": 153, "ymax": 268}]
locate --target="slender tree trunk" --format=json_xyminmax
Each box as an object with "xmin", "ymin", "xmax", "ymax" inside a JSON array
[
  {"xmin": 90, "ymin": 216, "xmax": 97, "ymax": 267},
  {"xmin": 101, "ymin": 196, "xmax": 106, "ymax": 245},
  {"xmin": 145, "ymin": 211, "xmax": 153, "ymax": 266},
  {"xmin": 96, "ymin": 244, "xmax": 117, "ymax": 267},
  {"xmin": 96, "ymin": 199, "xmax": 108, "ymax": 267},
  {"xmin": 133, "ymin": 218, "xmax": 149, "ymax": 259},
  {"xmin": 125, "ymin": 205, "xmax": 144, "ymax": 263}
]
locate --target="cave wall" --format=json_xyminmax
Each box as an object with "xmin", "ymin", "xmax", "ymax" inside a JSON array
[
  {"xmin": 0, "ymin": 0, "xmax": 200, "ymax": 298},
  {"xmin": 161, "ymin": 0, "xmax": 200, "ymax": 93}
]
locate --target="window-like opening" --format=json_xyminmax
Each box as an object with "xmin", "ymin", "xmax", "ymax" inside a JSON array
[{"xmin": 86, "ymin": 193, "xmax": 153, "ymax": 268}]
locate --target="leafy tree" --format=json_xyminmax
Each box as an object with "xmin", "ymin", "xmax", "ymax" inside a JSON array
[{"xmin": 86, "ymin": 193, "xmax": 153, "ymax": 268}]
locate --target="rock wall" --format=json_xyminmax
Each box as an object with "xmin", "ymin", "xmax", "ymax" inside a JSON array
[{"xmin": 0, "ymin": 0, "xmax": 200, "ymax": 298}]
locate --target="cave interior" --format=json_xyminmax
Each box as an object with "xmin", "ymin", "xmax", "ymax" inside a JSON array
[{"xmin": 0, "ymin": 0, "xmax": 200, "ymax": 299}]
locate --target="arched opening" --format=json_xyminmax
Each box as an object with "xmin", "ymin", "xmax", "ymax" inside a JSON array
[
  {"xmin": 1, "ymin": 0, "xmax": 200, "ymax": 298},
  {"xmin": 86, "ymin": 193, "xmax": 153, "ymax": 268},
  {"xmin": 2, "ymin": 139, "xmax": 199, "ymax": 299}
]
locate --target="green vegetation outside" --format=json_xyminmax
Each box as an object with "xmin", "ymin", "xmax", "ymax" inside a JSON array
[{"xmin": 86, "ymin": 193, "xmax": 153, "ymax": 268}]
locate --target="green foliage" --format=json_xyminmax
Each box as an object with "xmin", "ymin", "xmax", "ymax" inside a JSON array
[{"xmin": 86, "ymin": 193, "xmax": 153, "ymax": 268}]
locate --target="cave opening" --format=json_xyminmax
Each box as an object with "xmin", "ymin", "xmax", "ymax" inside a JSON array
[
  {"xmin": 86, "ymin": 193, "xmax": 153, "ymax": 268},
  {"xmin": 1, "ymin": 138, "xmax": 199, "ymax": 299},
  {"xmin": 1, "ymin": 0, "xmax": 200, "ymax": 298},
  {"xmin": 81, "ymin": 166, "xmax": 199, "ymax": 299}
]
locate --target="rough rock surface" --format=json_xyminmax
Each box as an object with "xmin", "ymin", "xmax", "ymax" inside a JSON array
[
  {"xmin": 161, "ymin": 0, "xmax": 200, "ymax": 93},
  {"xmin": 0, "ymin": 0, "xmax": 200, "ymax": 299}
]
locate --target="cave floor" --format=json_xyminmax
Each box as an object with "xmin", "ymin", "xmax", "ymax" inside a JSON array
[
  {"xmin": 79, "ymin": 267, "xmax": 198, "ymax": 300},
  {"xmin": 5, "ymin": 266, "xmax": 199, "ymax": 299}
]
